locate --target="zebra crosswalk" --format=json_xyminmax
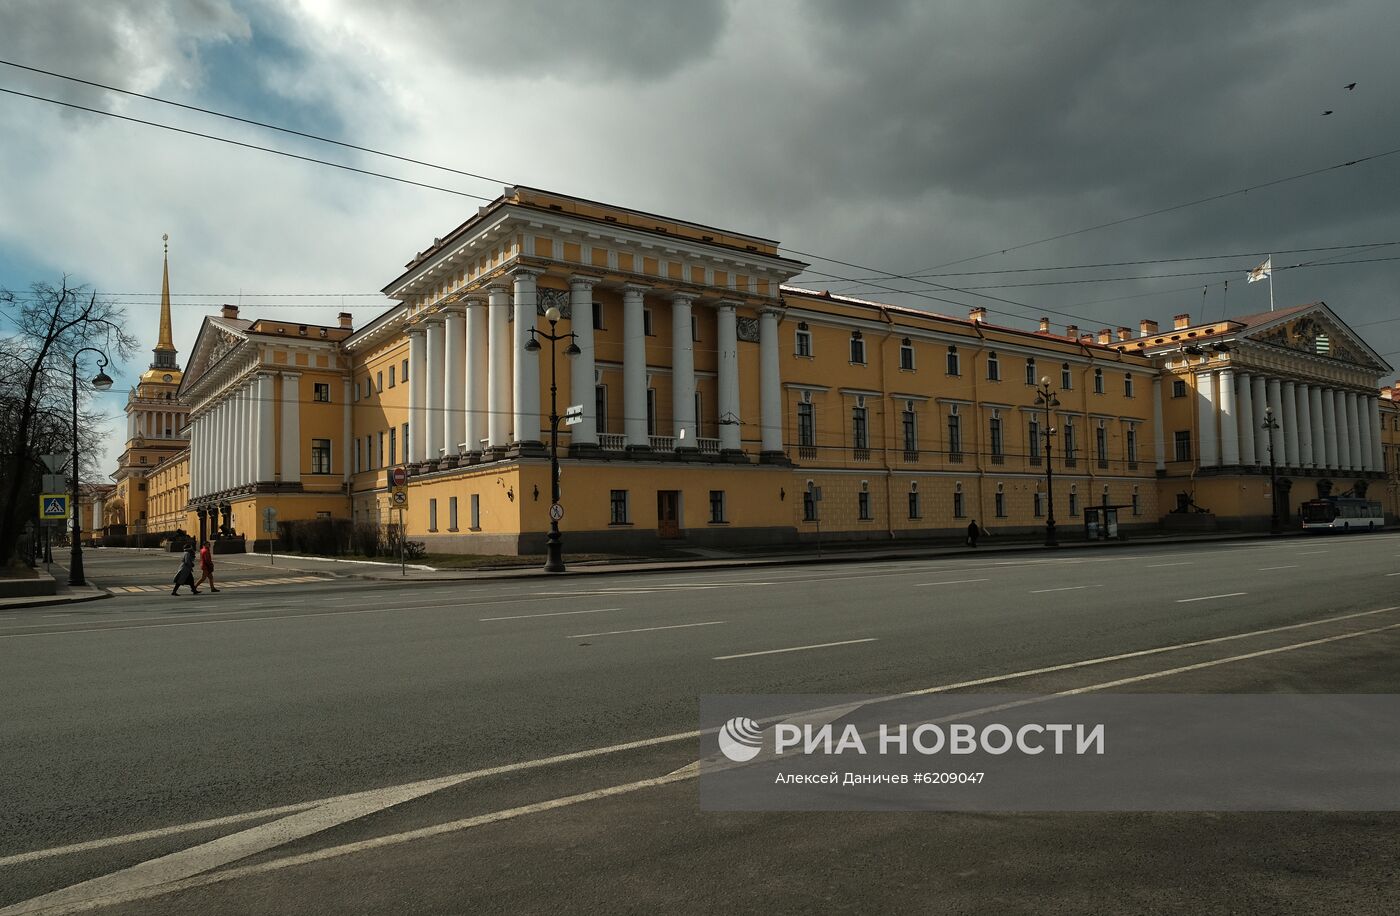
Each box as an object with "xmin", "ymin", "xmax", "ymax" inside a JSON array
[{"xmin": 109, "ymin": 575, "xmax": 325, "ymax": 594}]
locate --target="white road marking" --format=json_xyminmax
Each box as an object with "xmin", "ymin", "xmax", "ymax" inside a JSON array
[
  {"xmin": 567, "ymin": 621, "xmax": 726, "ymax": 638},
  {"xmin": 913, "ymin": 578, "xmax": 990, "ymax": 587},
  {"xmin": 1387, "ymin": 572, "xmax": 1400, "ymax": 577},
  {"xmin": 714, "ymin": 638, "xmax": 878, "ymax": 660},
  {"xmin": 14, "ymin": 614, "xmax": 1400, "ymax": 916},
  {"xmin": 480, "ymin": 607, "xmax": 623, "ymax": 622},
  {"xmin": 1145, "ymin": 562, "xmax": 1191, "ymax": 568},
  {"xmin": 1176, "ymin": 592, "xmax": 1248, "ymax": 603},
  {"xmin": 1259, "ymin": 565, "xmax": 1298, "ymax": 571},
  {"xmin": 1029, "ymin": 585, "xmax": 1102, "ymax": 594}
]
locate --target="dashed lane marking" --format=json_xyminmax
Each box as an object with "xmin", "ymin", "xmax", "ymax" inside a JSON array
[
  {"xmin": 714, "ymin": 637, "xmax": 878, "ymax": 660},
  {"xmin": 567, "ymin": 621, "xmax": 726, "ymax": 638},
  {"xmin": 1176, "ymin": 592, "xmax": 1248, "ymax": 603}
]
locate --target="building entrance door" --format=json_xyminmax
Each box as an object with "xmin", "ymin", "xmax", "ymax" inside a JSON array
[{"xmin": 657, "ymin": 490, "xmax": 682, "ymax": 539}]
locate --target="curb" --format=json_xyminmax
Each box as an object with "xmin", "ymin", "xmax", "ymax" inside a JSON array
[{"xmin": 0, "ymin": 589, "xmax": 112, "ymax": 611}]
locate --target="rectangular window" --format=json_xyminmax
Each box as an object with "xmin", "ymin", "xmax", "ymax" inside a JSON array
[
  {"xmin": 593, "ymin": 302, "xmax": 604, "ymax": 330},
  {"xmin": 595, "ymin": 385, "xmax": 608, "ymax": 434},
  {"xmin": 953, "ymin": 491, "xmax": 965, "ymax": 518},
  {"xmin": 428, "ymin": 498, "xmax": 438, "ymax": 531},
  {"xmin": 366, "ymin": 435, "xmax": 374, "ymax": 470},
  {"xmin": 470, "ymin": 493, "xmax": 481, "ymax": 529},
  {"xmin": 1029, "ymin": 418, "xmax": 1042, "ymax": 461},
  {"xmin": 376, "ymin": 371, "xmax": 383, "ymax": 393},
  {"xmin": 646, "ymin": 388, "xmax": 657, "ymax": 436},
  {"xmin": 902, "ymin": 410, "xmax": 917, "ymax": 454},
  {"xmin": 1096, "ymin": 425, "xmax": 1108, "ymax": 464},
  {"xmin": 694, "ymin": 391, "xmax": 703, "ymax": 438},
  {"xmin": 1174, "ymin": 430, "xmax": 1192, "ymax": 462},
  {"xmin": 1126, "ymin": 425, "xmax": 1138, "ymax": 464},
  {"xmin": 795, "ymin": 328, "xmax": 813, "ymax": 357},
  {"xmin": 314, "ymin": 382, "xmax": 330, "ymax": 402},
  {"xmin": 709, "ymin": 490, "xmax": 726, "ymax": 524},
  {"xmin": 947, "ymin": 413, "xmax": 962, "ymax": 458},
  {"xmin": 1061, "ymin": 364, "xmax": 1073, "ymax": 390},
  {"xmin": 1069, "ymin": 492, "xmax": 1080, "ymax": 516},
  {"xmin": 990, "ymin": 416, "xmax": 1004, "ymax": 458},
  {"xmin": 797, "ymin": 402, "xmax": 815, "ymax": 447},
  {"xmin": 1025, "ymin": 358, "xmax": 1037, "ymax": 386},
  {"xmin": 995, "ymin": 491, "xmax": 1006, "ymax": 518},
  {"xmin": 353, "ymin": 382, "xmax": 360, "ymax": 402},
  {"xmin": 377, "ymin": 431, "xmax": 385, "ymax": 467},
  {"xmin": 987, "ymin": 353, "xmax": 1000, "ymax": 381},
  {"xmin": 1064, "ymin": 421, "xmax": 1076, "ymax": 459},
  {"xmin": 908, "ymin": 490, "xmax": 921, "ymax": 519},
  {"xmin": 850, "ymin": 334, "xmax": 866, "ymax": 364},
  {"xmin": 852, "ymin": 407, "xmax": 869, "ymax": 450},
  {"xmin": 402, "ymin": 423, "xmax": 409, "ymax": 463},
  {"xmin": 858, "ymin": 491, "xmax": 872, "ymax": 520},
  {"xmin": 691, "ymin": 314, "xmax": 699, "ymax": 342},
  {"xmin": 803, "ymin": 488, "xmax": 817, "ymax": 521},
  {"xmin": 311, "ymin": 439, "xmax": 331, "ymax": 474},
  {"xmin": 946, "ymin": 348, "xmax": 960, "ymax": 376},
  {"xmin": 388, "ymin": 366, "xmax": 396, "ymax": 388},
  {"xmin": 1124, "ymin": 374, "xmax": 1135, "ymax": 398},
  {"xmin": 1093, "ymin": 369, "xmax": 1104, "ymax": 394},
  {"xmin": 610, "ymin": 489, "xmax": 629, "ymax": 525},
  {"xmin": 449, "ymin": 496, "xmax": 458, "ymax": 531},
  {"xmin": 899, "ymin": 341, "xmax": 915, "ymax": 370},
  {"xmin": 388, "ymin": 428, "xmax": 397, "ymax": 466},
  {"xmin": 354, "ymin": 439, "xmax": 361, "ymax": 473},
  {"xmin": 1132, "ymin": 491, "xmax": 1141, "ymax": 516},
  {"xmin": 1172, "ymin": 379, "xmax": 1187, "ymax": 398},
  {"xmin": 643, "ymin": 308, "xmax": 654, "ymax": 336},
  {"xmin": 1034, "ymin": 492, "xmax": 1045, "ymax": 517}
]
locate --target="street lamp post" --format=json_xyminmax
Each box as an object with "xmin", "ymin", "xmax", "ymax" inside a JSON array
[
  {"xmin": 68, "ymin": 348, "xmax": 114, "ymax": 586},
  {"xmin": 1035, "ymin": 378, "xmax": 1061, "ymax": 547},
  {"xmin": 524, "ymin": 306, "xmax": 580, "ymax": 573},
  {"xmin": 1262, "ymin": 405, "xmax": 1281, "ymax": 534}
]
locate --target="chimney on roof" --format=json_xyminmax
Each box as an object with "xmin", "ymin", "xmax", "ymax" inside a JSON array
[
  {"xmin": 1038, "ymin": 317, "xmax": 1050, "ymax": 333},
  {"xmin": 220, "ymin": 304, "xmax": 239, "ymax": 320},
  {"xmin": 1097, "ymin": 329, "xmax": 1112, "ymax": 345},
  {"xmin": 1174, "ymin": 313, "xmax": 1191, "ymax": 330},
  {"xmin": 1139, "ymin": 319, "xmax": 1159, "ymax": 337},
  {"xmin": 1080, "ymin": 333, "xmax": 1095, "ymax": 345},
  {"xmin": 338, "ymin": 312, "xmax": 353, "ymax": 330},
  {"xmin": 1117, "ymin": 327, "xmax": 1132, "ymax": 341},
  {"xmin": 969, "ymin": 307, "xmax": 987, "ymax": 323},
  {"xmin": 1065, "ymin": 324, "xmax": 1078, "ymax": 339}
]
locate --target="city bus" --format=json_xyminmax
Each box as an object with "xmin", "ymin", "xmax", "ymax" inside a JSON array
[{"xmin": 1299, "ymin": 497, "xmax": 1385, "ymax": 532}]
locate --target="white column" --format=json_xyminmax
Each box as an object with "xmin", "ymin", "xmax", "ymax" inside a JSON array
[
  {"xmin": 280, "ymin": 372, "xmax": 301, "ymax": 483},
  {"xmin": 1345, "ymin": 392, "xmax": 1362, "ymax": 472},
  {"xmin": 487, "ymin": 284, "xmax": 511, "ymax": 450},
  {"xmin": 464, "ymin": 296, "xmax": 488, "ymax": 455},
  {"xmin": 569, "ymin": 277, "xmax": 598, "ymax": 449},
  {"xmin": 342, "ymin": 377, "xmax": 352, "ymax": 482},
  {"xmin": 1196, "ymin": 371, "xmax": 1218, "ymax": 467},
  {"xmin": 233, "ymin": 385, "xmax": 247, "ymax": 487},
  {"xmin": 444, "ymin": 305, "xmax": 465, "ymax": 458},
  {"xmin": 759, "ymin": 307, "xmax": 782, "ymax": 456},
  {"xmin": 1323, "ymin": 388, "xmax": 1339, "ymax": 469},
  {"xmin": 216, "ymin": 400, "xmax": 228, "ymax": 492},
  {"xmin": 425, "ymin": 317, "xmax": 445, "ymax": 461},
  {"xmin": 622, "ymin": 283, "xmax": 649, "ymax": 449},
  {"xmin": 1281, "ymin": 380, "xmax": 1300, "ymax": 468},
  {"xmin": 1371, "ymin": 396, "xmax": 1385, "ymax": 471},
  {"xmin": 1217, "ymin": 368, "xmax": 1239, "ymax": 465},
  {"xmin": 1356, "ymin": 393, "xmax": 1373, "ymax": 472},
  {"xmin": 407, "ymin": 326, "xmax": 426, "ymax": 463},
  {"xmin": 1334, "ymin": 389, "xmax": 1352, "ymax": 470},
  {"xmin": 671, "ymin": 293, "xmax": 697, "ymax": 450},
  {"xmin": 255, "ymin": 372, "xmax": 274, "ymax": 482},
  {"xmin": 512, "ymin": 268, "xmax": 542, "ymax": 447},
  {"xmin": 1295, "ymin": 383, "xmax": 1314, "ymax": 468},
  {"xmin": 1152, "ymin": 377, "xmax": 1165, "ymax": 471},
  {"xmin": 1264, "ymin": 378, "xmax": 1284, "ymax": 471},
  {"xmin": 1251, "ymin": 376, "xmax": 1269, "ymax": 463},
  {"xmin": 1235, "ymin": 371, "xmax": 1256, "ymax": 465},
  {"xmin": 1308, "ymin": 385, "xmax": 1326, "ymax": 470},
  {"xmin": 717, "ymin": 301, "xmax": 741, "ymax": 453}
]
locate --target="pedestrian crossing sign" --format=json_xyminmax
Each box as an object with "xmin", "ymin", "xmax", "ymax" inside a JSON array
[{"xmin": 40, "ymin": 494, "xmax": 69, "ymax": 520}]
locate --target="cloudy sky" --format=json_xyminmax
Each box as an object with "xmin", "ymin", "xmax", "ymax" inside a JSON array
[{"xmin": 2, "ymin": 0, "xmax": 1398, "ymax": 475}]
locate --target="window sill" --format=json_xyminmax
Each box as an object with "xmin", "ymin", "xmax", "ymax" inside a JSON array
[
  {"xmin": 609, "ymin": 522, "xmax": 633, "ymax": 527},
  {"xmin": 793, "ymin": 353, "xmax": 814, "ymax": 360},
  {"xmin": 708, "ymin": 520, "xmax": 729, "ymax": 526},
  {"xmin": 849, "ymin": 361, "xmax": 867, "ymax": 367}
]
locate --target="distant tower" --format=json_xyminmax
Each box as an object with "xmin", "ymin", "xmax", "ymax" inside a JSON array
[{"xmin": 151, "ymin": 233, "xmax": 179, "ymax": 371}]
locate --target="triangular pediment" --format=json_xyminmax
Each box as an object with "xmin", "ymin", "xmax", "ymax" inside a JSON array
[
  {"xmin": 1241, "ymin": 302, "xmax": 1392, "ymax": 374},
  {"xmin": 177, "ymin": 317, "xmax": 251, "ymax": 397}
]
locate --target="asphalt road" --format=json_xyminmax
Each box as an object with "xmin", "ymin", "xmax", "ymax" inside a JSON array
[{"xmin": 3, "ymin": 535, "xmax": 1399, "ymax": 914}]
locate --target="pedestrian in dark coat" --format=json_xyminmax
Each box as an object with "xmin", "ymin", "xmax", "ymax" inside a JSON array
[
  {"xmin": 966, "ymin": 519, "xmax": 980, "ymax": 548},
  {"xmin": 172, "ymin": 544, "xmax": 199, "ymax": 595},
  {"xmin": 194, "ymin": 542, "xmax": 219, "ymax": 593}
]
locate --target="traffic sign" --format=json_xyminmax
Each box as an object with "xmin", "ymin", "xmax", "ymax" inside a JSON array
[
  {"xmin": 390, "ymin": 467, "xmax": 408, "ymax": 488},
  {"xmin": 42, "ymin": 474, "xmax": 68, "ymax": 493},
  {"xmin": 40, "ymin": 494, "xmax": 69, "ymax": 520},
  {"xmin": 40, "ymin": 454, "xmax": 68, "ymax": 473},
  {"xmin": 262, "ymin": 507, "xmax": 279, "ymax": 534},
  {"xmin": 391, "ymin": 490, "xmax": 408, "ymax": 508},
  {"xmin": 549, "ymin": 503, "xmax": 564, "ymax": 521}
]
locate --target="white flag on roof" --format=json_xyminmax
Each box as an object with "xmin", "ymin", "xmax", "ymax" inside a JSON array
[{"xmin": 1247, "ymin": 256, "xmax": 1272, "ymax": 283}]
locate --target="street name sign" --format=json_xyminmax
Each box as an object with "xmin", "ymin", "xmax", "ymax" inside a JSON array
[{"xmin": 564, "ymin": 404, "xmax": 584, "ymax": 426}]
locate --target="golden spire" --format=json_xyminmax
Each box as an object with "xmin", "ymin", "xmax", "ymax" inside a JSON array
[{"xmin": 156, "ymin": 233, "xmax": 175, "ymax": 352}]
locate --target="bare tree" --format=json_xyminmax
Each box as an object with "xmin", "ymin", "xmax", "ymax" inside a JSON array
[{"xmin": 0, "ymin": 278, "xmax": 136, "ymax": 566}]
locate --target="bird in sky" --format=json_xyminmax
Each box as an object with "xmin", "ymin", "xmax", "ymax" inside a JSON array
[
  {"xmin": 1345, "ymin": 82, "xmax": 1357, "ymax": 90},
  {"xmin": 1322, "ymin": 110, "xmax": 1334, "ymax": 115}
]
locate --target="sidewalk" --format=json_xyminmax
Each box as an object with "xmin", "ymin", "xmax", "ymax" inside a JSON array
[{"xmin": 0, "ymin": 567, "xmax": 110, "ymax": 611}]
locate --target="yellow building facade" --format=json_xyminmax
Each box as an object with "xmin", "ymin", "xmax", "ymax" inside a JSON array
[{"xmin": 116, "ymin": 188, "xmax": 1396, "ymax": 553}]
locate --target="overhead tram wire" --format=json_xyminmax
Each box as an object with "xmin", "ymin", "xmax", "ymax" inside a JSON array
[{"xmin": 4, "ymin": 72, "xmax": 1393, "ymax": 334}]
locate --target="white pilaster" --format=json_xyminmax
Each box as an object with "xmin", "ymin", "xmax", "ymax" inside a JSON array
[
  {"xmin": 487, "ymin": 284, "xmax": 511, "ymax": 450},
  {"xmin": 1345, "ymin": 391, "xmax": 1362, "ymax": 472},
  {"xmin": 1295, "ymin": 383, "xmax": 1314, "ymax": 468},
  {"xmin": 1322, "ymin": 388, "xmax": 1339, "ymax": 469},
  {"xmin": 407, "ymin": 326, "xmax": 426, "ymax": 463},
  {"xmin": 759, "ymin": 307, "xmax": 782, "ymax": 455},
  {"xmin": 280, "ymin": 372, "xmax": 301, "ymax": 483},
  {"xmin": 92, "ymin": 496, "xmax": 104, "ymax": 532},
  {"xmin": 512, "ymin": 268, "xmax": 542, "ymax": 446},
  {"xmin": 1251, "ymin": 376, "xmax": 1269, "ymax": 463},
  {"xmin": 1235, "ymin": 371, "xmax": 1256, "ymax": 465},
  {"xmin": 1281, "ymin": 380, "xmax": 1300, "ymax": 468},
  {"xmin": 717, "ymin": 302, "xmax": 741, "ymax": 453},
  {"xmin": 444, "ymin": 306, "xmax": 465, "ymax": 457},
  {"xmin": 1218, "ymin": 368, "xmax": 1239, "ymax": 466},
  {"xmin": 342, "ymin": 377, "xmax": 352, "ymax": 482},
  {"xmin": 464, "ymin": 296, "xmax": 488, "ymax": 455},
  {"xmin": 569, "ymin": 277, "xmax": 598, "ymax": 448},
  {"xmin": 671, "ymin": 293, "xmax": 697, "ymax": 449},
  {"xmin": 1196, "ymin": 371, "xmax": 1218, "ymax": 467},
  {"xmin": 622, "ymin": 283, "xmax": 649, "ymax": 449},
  {"xmin": 1371, "ymin": 396, "xmax": 1385, "ymax": 472},
  {"xmin": 255, "ymin": 372, "xmax": 274, "ymax": 483},
  {"xmin": 1152, "ymin": 377, "xmax": 1165, "ymax": 471},
  {"xmin": 425, "ymin": 316, "xmax": 445, "ymax": 461}
]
